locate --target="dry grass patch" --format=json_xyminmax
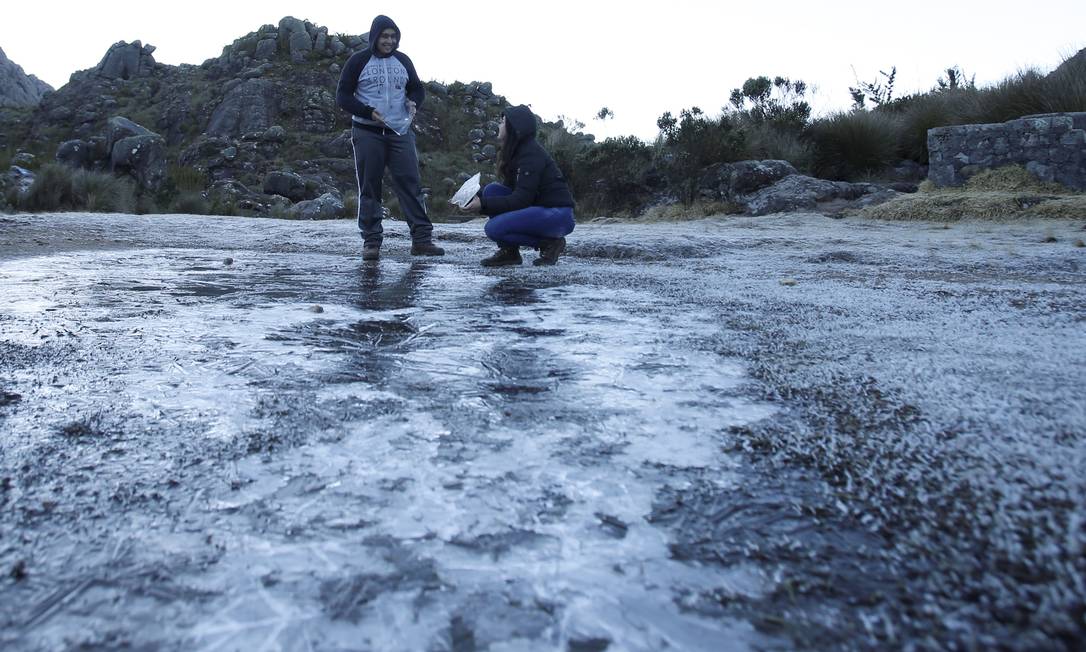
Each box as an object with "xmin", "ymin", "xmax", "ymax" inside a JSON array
[
  {"xmin": 858, "ymin": 165, "xmax": 1086, "ymax": 221},
  {"xmin": 636, "ymin": 200, "xmax": 745, "ymax": 222}
]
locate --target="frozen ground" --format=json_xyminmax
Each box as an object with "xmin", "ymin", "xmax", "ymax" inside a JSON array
[{"xmin": 0, "ymin": 212, "xmax": 1083, "ymax": 650}]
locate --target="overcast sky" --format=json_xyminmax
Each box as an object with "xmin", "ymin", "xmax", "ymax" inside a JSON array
[{"xmin": 3, "ymin": 1, "xmax": 1084, "ymax": 140}]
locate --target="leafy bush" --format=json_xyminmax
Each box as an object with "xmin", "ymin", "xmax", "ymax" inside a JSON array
[
  {"xmin": 168, "ymin": 191, "xmax": 211, "ymax": 215},
  {"xmin": 887, "ymin": 90, "xmax": 969, "ymax": 162},
  {"xmin": 169, "ymin": 165, "xmax": 208, "ymax": 193},
  {"xmin": 729, "ymin": 76, "xmax": 812, "ymax": 134},
  {"xmin": 808, "ymin": 111, "xmax": 901, "ymax": 181},
  {"xmin": 18, "ymin": 164, "xmax": 136, "ymax": 213},
  {"xmin": 656, "ymin": 107, "xmax": 747, "ymax": 204},
  {"xmin": 741, "ymin": 122, "xmax": 813, "ymax": 172},
  {"xmin": 572, "ymin": 135, "xmax": 654, "ymax": 214}
]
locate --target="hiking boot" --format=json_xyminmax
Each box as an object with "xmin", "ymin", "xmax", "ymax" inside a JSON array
[
  {"xmin": 480, "ymin": 247, "xmax": 522, "ymax": 267},
  {"xmin": 362, "ymin": 244, "xmax": 380, "ymax": 261},
  {"xmin": 533, "ymin": 237, "xmax": 566, "ymax": 266},
  {"xmin": 410, "ymin": 242, "xmax": 445, "ymax": 256}
]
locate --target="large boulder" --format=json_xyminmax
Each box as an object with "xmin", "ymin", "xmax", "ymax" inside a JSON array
[
  {"xmin": 263, "ymin": 170, "xmax": 308, "ymax": 201},
  {"xmin": 745, "ymin": 175, "xmax": 876, "ymax": 216},
  {"xmin": 0, "ymin": 47, "xmax": 53, "ymax": 107},
  {"xmin": 279, "ymin": 17, "xmax": 313, "ymax": 63},
  {"xmin": 207, "ymin": 79, "xmax": 280, "ymax": 137},
  {"xmin": 320, "ymin": 130, "xmax": 353, "ymax": 158},
  {"xmin": 95, "ymin": 41, "xmax": 157, "ymax": 80},
  {"xmin": 111, "ymin": 134, "xmax": 167, "ymax": 192},
  {"xmin": 57, "ymin": 139, "xmax": 96, "ymax": 169},
  {"xmin": 699, "ymin": 160, "xmax": 797, "ymax": 201},
  {"xmin": 106, "ymin": 116, "xmax": 154, "ymax": 151},
  {"xmin": 289, "ymin": 192, "xmax": 344, "ymax": 220}
]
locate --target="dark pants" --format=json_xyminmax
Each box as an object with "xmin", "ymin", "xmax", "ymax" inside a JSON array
[
  {"xmin": 351, "ymin": 126, "xmax": 433, "ymax": 247},
  {"xmin": 482, "ymin": 183, "xmax": 575, "ymax": 248}
]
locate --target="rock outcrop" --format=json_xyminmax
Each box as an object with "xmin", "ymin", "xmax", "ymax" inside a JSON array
[
  {"xmin": 207, "ymin": 79, "xmax": 281, "ymax": 137},
  {"xmin": 95, "ymin": 41, "xmax": 158, "ymax": 80},
  {"xmin": 0, "ymin": 47, "xmax": 53, "ymax": 107}
]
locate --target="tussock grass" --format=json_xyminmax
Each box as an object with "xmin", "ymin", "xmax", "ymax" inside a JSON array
[
  {"xmin": 858, "ymin": 166, "xmax": 1086, "ymax": 220},
  {"xmin": 809, "ymin": 111, "xmax": 901, "ymax": 181},
  {"xmin": 637, "ymin": 199, "xmax": 745, "ymax": 221},
  {"xmin": 19, "ymin": 164, "xmax": 137, "ymax": 213}
]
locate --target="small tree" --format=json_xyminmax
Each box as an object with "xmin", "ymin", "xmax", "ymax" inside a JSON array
[
  {"xmin": 729, "ymin": 76, "xmax": 811, "ymax": 133},
  {"xmin": 936, "ymin": 66, "xmax": 976, "ymax": 91},
  {"xmin": 595, "ymin": 107, "xmax": 614, "ymax": 121},
  {"xmin": 656, "ymin": 107, "xmax": 746, "ymax": 204},
  {"xmin": 849, "ymin": 66, "xmax": 897, "ymax": 109}
]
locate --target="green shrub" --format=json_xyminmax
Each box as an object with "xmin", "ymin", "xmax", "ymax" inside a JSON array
[
  {"xmin": 656, "ymin": 107, "xmax": 747, "ymax": 204},
  {"xmin": 572, "ymin": 135, "xmax": 654, "ymax": 214},
  {"xmin": 19, "ymin": 164, "xmax": 137, "ymax": 213},
  {"xmin": 809, "ymin": 111, "xmax": 902, "ymax": 181},
  {"xmin": 168, "ymin": 191, "xmax": 211, "ymax": 215},
  {"xmin": 891, "ymin": 91, "xmax": 969, "ymax": 162},
  {"xmin": 169, "ymin": 165, "xmax": 208, "ymax": 193},
  {"xmin": 19, "ymin": 164, "xmax": 78, "ymax": 211},
  {"xmin": 78, "ymin": 170, "xmax": 137, "ymax": 213},
  {"xmin": 965, "ymin": 69, "xmax": 1049, "ymax": 124},
  {"xmin": 740, "ymin": 121, "xmax": 813, "ymax": 172}
]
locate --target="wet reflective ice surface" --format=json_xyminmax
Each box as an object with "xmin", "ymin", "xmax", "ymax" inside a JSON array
[
  {"xmin": 0, "ymin": 216, "xmax": 776, "ymax": 651},
  {"xmin": 3, "ymin": 213, "xmax": 1084, "ymax": 651}
]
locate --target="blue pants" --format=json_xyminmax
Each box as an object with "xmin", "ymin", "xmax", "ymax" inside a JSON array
[
  {"xmin": 351, "ymin": 126, "xmax": 433, "ymax": 246},
  {"xmin": 482, "ymin": 183, "xmax": 575, "ymax": 248}
]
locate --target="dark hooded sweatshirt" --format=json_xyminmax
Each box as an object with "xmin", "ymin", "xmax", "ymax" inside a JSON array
[
  {"xmin": 481, "ymin": 105, "xmax": 576, "ymax": 217},
  {"xmin": 335, "ymin": 16, "xmax": 424, "ymax": 124}
]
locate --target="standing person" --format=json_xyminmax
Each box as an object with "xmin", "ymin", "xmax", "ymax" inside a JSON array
[
  {"xmin": 335, "ymin": 15, "xmax": 444, "ymax": 261},
  {"xmin": 461, "ymin": 105, "xmax": 575, "ymax": 266}
]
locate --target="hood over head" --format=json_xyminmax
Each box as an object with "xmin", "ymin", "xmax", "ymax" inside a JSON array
[
  {"xmin": 369, "ymin": 15, "xmax": 400, "ymax": 57},
  {"xmin": 503, "ymin": 105, "xmax": 538, "ymax": 144}
]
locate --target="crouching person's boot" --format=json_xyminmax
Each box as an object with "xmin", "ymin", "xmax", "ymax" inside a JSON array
[
  {"xmin": 480, "ymin": 246, "xmax": 522, "ymax": 267},
  {"xmin": 533, "ymin": 237, "xmax": 566, "ymax": 266}
]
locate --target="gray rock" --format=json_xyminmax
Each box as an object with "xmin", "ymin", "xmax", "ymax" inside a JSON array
[
  {"xmin": 263, "ymin": 170, "xmax": 308, "ymax": 201},
  {"xmin": 11, "ymin": 152, "xmax": 35, "ymax": 167},
  {"xmin": 0, "ymin": 46, "xmax": 53, "ymax": 107},
  {"xmin": 111, "ymin": 134, "xmax": 167, "ymax": 192},
  {"xmin": 95, "ymin": 41, "xmax": 157, "ymax": 80},
  {"xmin": 302, "ymin": 87, "xmax": 336, "ymax": 133},
  {"xmin": 207, "ymin": 79, "xmax": 280, "ymax": 137},
  {"xmin": 56, "ymin": 140, "xmax": 92, "ymax": 168},
  {"xmin": 255, "ymin": 38, "xmax": 278, "ymax": 60},
  {"xmin": 3, "ymin": 164, "xmax": 36, "ymax": 196},
  {"xmin": 320, "ymin": 130, "xmax": 353, "ymax": 158},
  {"xmin": 699, "ymin": 160, "xmax": 797, "ymax": 201},
  {"xmin": 745, "ymin": 175, "xmax": 873, "ymax": 216},
  {"xmin": 279, "ymin": 16, "xmax": 313, "ymax": 63},
  {"xmin": 263, "ymin": 125, "xmax": 287, "ymax": 143},
  {"xmin": 481, "ymin": 144, "xmax": 497, "ymax": 160},
  {"xmin": 289, "ymin": 192, "xmax": 344, "ymax": 220},
  {"xmin": 240, "ymin": 63, "xmax": 274, "ymax": 79},
  {"xmin": 426, "ymin": 81, "xmax": 448, "ymax": 96},
  {"xmin": 330, "ymin": 37, "xmax": 347, "ymax": 56},
  {"xmin": 314, "ymin": 27, "xmax": 329, "ymax": 53},
  {"xmin": 106, "ymin": 116, "xmax": 155, "ymax": 152}
]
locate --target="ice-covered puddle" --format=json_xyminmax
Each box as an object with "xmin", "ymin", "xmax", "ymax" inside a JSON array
[{"xmin": 0, "ymin": 228, "xmax": 775, "ymax": 651}]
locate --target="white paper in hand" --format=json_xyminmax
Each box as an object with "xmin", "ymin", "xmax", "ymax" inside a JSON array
[{"xmin": 449, "ymin": 173, "xmax": 481, "ymax": 208}]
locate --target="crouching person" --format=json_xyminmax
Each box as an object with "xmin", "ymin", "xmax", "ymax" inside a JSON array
[{"xmin": 461, "ymin": 105, "xmax": 575, "ymax": 266}]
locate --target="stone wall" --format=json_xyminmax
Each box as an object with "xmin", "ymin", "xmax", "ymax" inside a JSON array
[{"xmin": 928, "ymin": 112, "xmax": 1086, "ymax": 190}]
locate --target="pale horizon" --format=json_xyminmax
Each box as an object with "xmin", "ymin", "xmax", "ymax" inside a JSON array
[{"xmin": 3, "ymin": 1, "xmax": 1084, "ymax": 141}]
